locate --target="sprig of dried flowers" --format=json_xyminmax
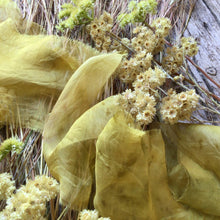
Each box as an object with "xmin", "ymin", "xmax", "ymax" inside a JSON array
[
  {"xmin": 0, "ymin": 174, "xmax": 59, "ymax": 219},
  {"xmin": 57, "ymin": 0, "xmax": 203, "ymax": 127}
]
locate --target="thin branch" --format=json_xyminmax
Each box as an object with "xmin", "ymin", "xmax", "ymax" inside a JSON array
[
  {"xmin": 106, "ymin": 31, "xmax": 136, "ymax": 54},
  {"xmin": 164, "ymin": 38, "xmax": 220, "ymax": 89},
  {"xmin": 185, "ymin": 55, "xmax": 220, "ymax": 89}
]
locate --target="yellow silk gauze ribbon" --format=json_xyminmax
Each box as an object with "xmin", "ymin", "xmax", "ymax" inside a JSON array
[
  {"xmin": 1, "ymin": 1, "xmax": 220, "ymax": 219},
  {"xmin": 0, "ymin": 0, "xmax": 100, "ymax": 130},
  {"xmin": 95, "ymin": 113, "xmax": 220, "ymax": 220}
]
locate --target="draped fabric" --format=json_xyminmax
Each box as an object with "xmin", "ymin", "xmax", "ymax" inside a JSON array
[
  {"xmin": 1, "ymin": 1, "xmax": 220, "ymax": 219},
  {"xmin": 0, "ymin": 0, "xmax": 100, "ymax": 130},
  {"xmin": 94, "ymin": 113, "xmax": 220, "ymax": 220}
]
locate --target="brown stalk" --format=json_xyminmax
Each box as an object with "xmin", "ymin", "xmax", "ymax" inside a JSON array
[
  {"xmin": 154, "ymin": 58, "xmax": 220, "ymax": 102},
  {"xmin": 106, "ymin": 31, "xmax": 136, "ymax": 54},
  {"xmin": 163, "ymin": 39, "xmax": 220, "ymax": 89},
  {"xmin": 174, "ymin": 73, "xmax": 220, "ymax": 102},
  {"xmin": 185, "ymin": 56, "xmax": 220, "ymax": 89}
]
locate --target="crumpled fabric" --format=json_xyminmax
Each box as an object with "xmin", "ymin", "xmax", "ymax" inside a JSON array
[
  {"xmin": 2, "ymin": 0, "xmax": 220, "ymax": 219},
  {"xmin": 45, "ymin": 96, "xmax": 121, "ymax": 208},
  {"xmin": 169, "ymin": 153, "xmax": 220, "ymax": 216},
  {"xmin": 42, "ymin": 50, "xmax": 122, "ymax": 208},
  {"xmin": 43, "ymin": 53, "xmax": 122, "ymax": 153},
  {"xmin": 95, "ymin": 113, "xmax": 220, "ymax": 220},
  {"xmin": 0, "ymin": 0, "xmax": 99, "ymax": 130},
  {"xmin": 0, "ymin": 0, "xmax": 123, "ymax": 210}
]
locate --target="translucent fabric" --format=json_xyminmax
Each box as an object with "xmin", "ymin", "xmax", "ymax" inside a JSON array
[
  {"xmin": 0, "ymin": 1, "xmax": 99, "ymax": 130},
  {"xmin": 42, "ymin": 53, "xmax": 122, "ymax": 207},
  {"xmin": 1, "ymin": 1, "xmax": 220, "ymax": 219},
  {"xmin": 95, "ymin": 113, "xmax": 220, "ymax": 220}
]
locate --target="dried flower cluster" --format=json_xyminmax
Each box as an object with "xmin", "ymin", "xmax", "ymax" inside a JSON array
[
  {"xmin": 0, "ymin": 137, "xmax": 23, "ymax": 161},
  {"xmin": 160, "ymin": 89, "xmax": 199, "ymax": 124},
  {"xmin": 133, "ymin": 18, "xmax": 171, "ymax": 53},
  {"xmin": 133, "ymin": 67, "xmax": 166, "ymax": 92},
  {"xmin": 162, "ymin": 46, "xmax": 184, "ymax": 74},
  {"xmin": 117, "ymin": 0, "xmax": 157, "ymax": 27},
  {"xmin": 57, "ymin": 0, "xmax": 94, "ymax": 30},
  {"xmin": 118, "ymin": 52, "xmax": 152, "ymax": 83},
  {"xmin": 117, "ymin": 26, "xmax": 155, "ymax": 82},
  {"xmin": 0, "ymin": 173, "xmax": 15, "ymax": 200},
  {"xmin": 0, "ymin": 175, "xmax": 59, "ymax": 220},
  {"xmin": 181, "ymin": 37, "xmax": 198, "ymax": 57},
  {"xmin": 88, "ymin": 15, "xmax": 172, "ymax": 83},
  {"xmin": 89, "ymin": 12, "xmax": 114, "ymax": 52},
  {"xmin": 132, "ymin": 27, "xmax": 155, "ymax": 53},
  {"xmin": 117, "ymin": 18, "xmax": 171, "ymax": 83},
  {"xmin": 121, "ymin": 67, "xmax": 166, "ymax": 125},
  {"xmin": 163, "ymin": 37, "xmax": 198, "ymax": 74},
  {"xmin": 151, "ymin": 17, "xmax": 172, "ymax": 53},
  {"xmin": 79, "ymin": 209, "xmax": 111, "ymax": 220},
  {"xmin": 89, "ymin": 12, "xmax": 130, "ymax": 54}
]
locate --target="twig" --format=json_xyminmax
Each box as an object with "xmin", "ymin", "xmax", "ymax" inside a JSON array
[
  {"xmin": 163, "ymin": 38, "xmax": 220, "ymax": 89},
  {"xmin": 144, "ymin": 22, "xmax": 155, "ymax": 32},
  {"xmin": 185, "ymin": 55, "xmax": 220, "ymax": 89},
  {"xmin": 57, "ymin": 207, "xmax": 69, "ymax": 220},
  {"xmin": 177, "ymin": 73, "xmax": 220, "ymax": 102},
  {"xmin": 154, "ymin": 60, "xmax": 220, "ymax": 116},
  {"xmin": 106, "ymin": 31, "xmax": 136, "ymax": 54},
  {"xmin": 180, "ymin": 1, "xmax": 196, "ymax": 37},
  {"xmin": 181, "ymin": 61, "xmax": 220, "ymax": 104}
]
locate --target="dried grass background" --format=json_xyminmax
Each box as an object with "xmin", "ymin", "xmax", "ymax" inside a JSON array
[
  {"xmin": 0, "ymin": 0, "xmax": 219, "ymax": 219},
  {"xmin": 14, "ymin": 0, "xmax": 197, "ymax": 38}
]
